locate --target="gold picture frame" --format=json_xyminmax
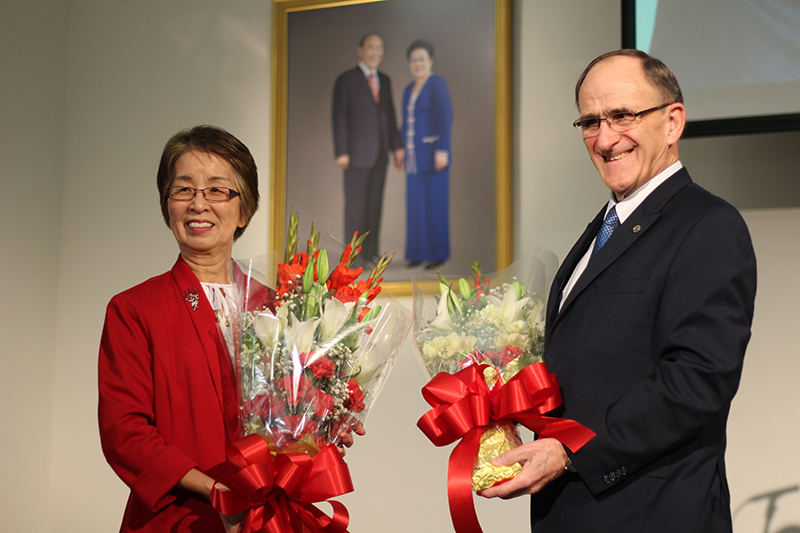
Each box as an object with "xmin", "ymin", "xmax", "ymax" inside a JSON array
[{"xmin": 270, "ymin": 0, "xmax": 513, "ymax": 295}]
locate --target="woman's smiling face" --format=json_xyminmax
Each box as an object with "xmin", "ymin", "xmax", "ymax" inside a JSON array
[{"xmin": 168, "ymin": 150, "xmax": 245, "ymax": 260}]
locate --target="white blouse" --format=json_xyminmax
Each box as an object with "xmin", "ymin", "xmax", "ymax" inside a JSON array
[{"xmin": 201, "ymin": 282, "xmax": 238, "ymax": 364}]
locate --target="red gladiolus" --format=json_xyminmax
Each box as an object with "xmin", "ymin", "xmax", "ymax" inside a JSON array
[
  {"xmin": 277, "ymin": 252, "xmax": 309, "ymax": 297},
  {"xmin": 327, "ymin": 262, "xmax": 362, "ymax": 292},
  {"xmin": 334, "ymin": 279, "xmax": 381, "ymax": 305}
]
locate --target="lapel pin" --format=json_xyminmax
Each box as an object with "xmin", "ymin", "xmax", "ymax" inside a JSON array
[{"xmin": 183, "ymin": 288, "xmax": 199, "ymax": 311}]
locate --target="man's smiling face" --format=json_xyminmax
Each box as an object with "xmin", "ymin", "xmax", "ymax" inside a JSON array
[{"xmin": 577, "ymin": 55, "xmax": 684, "ymax": 200}]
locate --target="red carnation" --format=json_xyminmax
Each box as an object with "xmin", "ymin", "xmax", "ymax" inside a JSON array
[
  {"xmin": 313, "ymin": 389, "xmax": 336, "ymax": 419},
  {"xmin": 276, "ymin": 375, "xmax": 315, "ymax": 406},
  {"xmin": 300, "ymin": 352, "xmax": 336, "ymax": 379},
  {"xmin": 344, "ymin": 379, "xmax": 366, "ymax": 413}
]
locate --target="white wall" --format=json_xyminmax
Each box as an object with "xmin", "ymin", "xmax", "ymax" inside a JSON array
[
  {"xmin": 1, "ymin": 1, "xmax": 798, "ymax": 532},
  {"xmin": 1, "ymin": 3, "xmax": 68, "ymax": 532}
]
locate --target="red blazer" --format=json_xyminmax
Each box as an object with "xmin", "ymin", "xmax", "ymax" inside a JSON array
[{"xmin": 98, "ymin": 256, "xmax": 272, "ymax": 532}]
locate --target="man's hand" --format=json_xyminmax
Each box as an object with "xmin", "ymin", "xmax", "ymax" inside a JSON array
[
  {"xmin": 394, "ymin": 148, "xmax": 405, "ymax": 171},
  {"xmin": 336, "ymin": 421, "xmax": 366, "ymax": 457},
  {"xmin": 336, "ymin": 154, "xmax": 350, "ymax": 170},
  {"xmin": 477, "ymin": 438, "xmax": 568, "ymax": 499}
]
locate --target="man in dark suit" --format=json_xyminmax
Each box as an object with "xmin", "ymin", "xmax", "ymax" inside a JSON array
[
  {"xmin": 480, "ymin": 50, "xmax": 757, "ymax": 532},
  {"xmin": 332, "ymin": 33, "xmax": 404, "ymax": 263}
]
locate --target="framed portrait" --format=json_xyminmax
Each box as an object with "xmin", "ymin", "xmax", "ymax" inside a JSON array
[{"xmin": 271, "ymin": 0, "xmax": 512, "ymax": 295}]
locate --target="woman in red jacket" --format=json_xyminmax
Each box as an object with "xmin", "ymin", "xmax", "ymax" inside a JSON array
[{"xmin": 98, "ymin": 126, "xmax": 362, "ymax": 532}]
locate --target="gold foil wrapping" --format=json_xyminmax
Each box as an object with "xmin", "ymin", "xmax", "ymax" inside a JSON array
[{"xmin": 472, "ymin": 421, "xmax": 523, "ymax": 491}]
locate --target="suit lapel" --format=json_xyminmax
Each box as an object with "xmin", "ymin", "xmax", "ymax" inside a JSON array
[
  {"xmin": 550, "ymin": 168, "xmax": 693, "ymax": 329},
  {"xmin": 547, "ymin": 212, "xmax": 602, "ymax": 328},
  {"xmin": 170, "ymin": 255, "xmax": 228, "ymax": 418}
]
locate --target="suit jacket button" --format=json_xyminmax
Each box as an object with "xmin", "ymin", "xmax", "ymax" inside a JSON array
[
  {"xmin": 608, "ymin": 472, "xmax": 616, "ymax": 482},
  {"xmin": 620, "ymin": 467, "xmax": 627, "ymax": 476},
  {"xmin": 603, "ymin": 475, "xmax": 611, "ymax": 485},
  {"xmin": 632, "ymin": 225, "xmax": 641, "ymax": 233}
]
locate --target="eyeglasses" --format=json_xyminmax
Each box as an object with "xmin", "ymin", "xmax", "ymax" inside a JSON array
[
  {"xmin": 573, "ymin": 103, "xmax": 672, "ymax": 136},
  {"xmin": 168, "ymin": 186, "xmax": 241, "ymax": 202}
]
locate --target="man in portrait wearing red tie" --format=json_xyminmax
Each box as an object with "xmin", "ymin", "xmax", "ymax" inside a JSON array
[
  {"xmin": 332, "ymin": 33, "xmax": 404, "ymax": 265},
  {"xmin": 479, "ymin": 49, "xmax": 757, "ymax": 532}
]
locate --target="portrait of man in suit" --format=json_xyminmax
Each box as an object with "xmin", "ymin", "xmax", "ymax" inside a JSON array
[
  {"xmin": 480, "ymin": 49, "xmax": 757, "ymax": 533},
  {"xmin": 332, "ymin": 33, "xmax": 404, "ymax": 265}
]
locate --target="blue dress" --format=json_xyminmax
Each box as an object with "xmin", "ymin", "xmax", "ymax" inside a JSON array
[{"xmin": 401, "ymin": 74, "xmax": 454, "ymax": 263}]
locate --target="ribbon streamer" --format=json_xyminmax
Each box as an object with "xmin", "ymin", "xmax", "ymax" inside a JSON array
[
  {"xmin": 417, "ymin": 363, "xmax": 596, "ymax": 533},
  {"xmin": 210, "ymin": 435, "xmax": 354, "ymax": 533}
]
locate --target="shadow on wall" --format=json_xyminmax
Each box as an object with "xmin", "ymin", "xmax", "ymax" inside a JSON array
[{"xmin": 734, "ymin": 485, "xmax": 799, "ymax": 533}]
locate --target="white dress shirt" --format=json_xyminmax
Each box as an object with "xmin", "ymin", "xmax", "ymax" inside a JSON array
[{"xmin": 559, "ymin": 161, "xmax": 684, "ymax": 310}]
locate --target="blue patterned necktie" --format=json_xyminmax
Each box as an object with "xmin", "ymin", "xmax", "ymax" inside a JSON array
[{"xmin": 591, "ymin": 205, "xmax": 620, "ymax": 258}]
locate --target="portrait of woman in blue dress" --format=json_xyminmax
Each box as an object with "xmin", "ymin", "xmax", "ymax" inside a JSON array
[{"xmin": 401, "ymin": 39, "xmax": 454, "ymax": 269}]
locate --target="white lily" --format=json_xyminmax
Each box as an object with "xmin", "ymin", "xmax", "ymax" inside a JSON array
[
  {"xmin": 253, "ymin": 309, "xmax": 286, "ymax": 350},
  {"xmin": 529, "ymin": 295, "xmax": 545, "ymax": 329},
  {"xmin": 318, "ymin": 298, "xmax": 356, "ymax": 342},
  {"xmin": 429, "ymin": 289, "xmax": 453, "ymax": 330},
  {"xmin": 285, "ymin": 314, "xmax": 320, "ymax": 354},
  {"xmin": 498, "ymin": 287, "xmax": 531, "ymax": 324}
]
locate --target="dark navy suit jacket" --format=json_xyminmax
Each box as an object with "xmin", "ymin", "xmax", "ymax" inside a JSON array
[
  {"xmin": 533, "ymin": 168, "xmax": 757, "ymax": 532},
  {"xmin": 332, "ymin": 66, "xmax": 402, "ymax": 169}
]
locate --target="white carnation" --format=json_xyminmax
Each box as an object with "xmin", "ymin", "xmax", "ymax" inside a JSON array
[{"xmin": 422, "ymin": 333, "xmax": 478, "ymax": 361}]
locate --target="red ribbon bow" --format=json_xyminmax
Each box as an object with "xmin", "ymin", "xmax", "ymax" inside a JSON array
[
  {"xmin": 417, "ymin": 363, "xmax": 596, "ymax": 533},
  {"xmin": 210, "ymin": 435, "xmax": 354, "ymax": 533}
]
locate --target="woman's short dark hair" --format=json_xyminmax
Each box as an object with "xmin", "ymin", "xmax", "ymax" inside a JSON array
[
  {"xmin": 406, "ymin": 39, "xmax": 434, "ymax": 60},
  {"xmin": 574, "ymin": 49, "xmax": 684, "ymax": 109},
  {"xmin": 156, "ymin": 125, "xmax": 259, "ymax": 241}
]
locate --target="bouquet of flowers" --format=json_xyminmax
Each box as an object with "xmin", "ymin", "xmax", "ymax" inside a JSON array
[
  {"xmin": 414, "ymin": 254, "xmax": 549, "ymax": 489},
  {"xmin": 235, "ymin": 211, "xmax": 410, "ymax": 455},
  {"xmin": 212, "ymin": 211, "xmax": 410, "ymax": 530},
  {"xmin": 413, "ymin": 251, "xmax": 595, "ymax": 533}
]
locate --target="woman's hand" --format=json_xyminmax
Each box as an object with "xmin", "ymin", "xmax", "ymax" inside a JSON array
[
  {"xmin": 215, "ymin": 482, "xmax": 247, "ymax": 533},
  {"xmin": 434, "ymin": 151, "xmax": 449, "ymax": 172},
  {"xmin": 179, "ymin": 470, "xmax": 248, "ymax": 531},
  {"xmin": 336, "ymin": 421, "xmax": 366, "ymax": 457},
  {"xmin": 394, "ymin": 148, "xmax": 406, "ymax": 171},
  {"xmin": 220, "ymin": 512, "xmax": 245, "ymax": 533}
]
